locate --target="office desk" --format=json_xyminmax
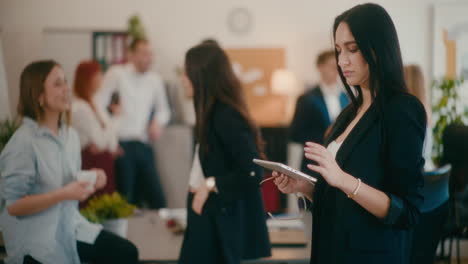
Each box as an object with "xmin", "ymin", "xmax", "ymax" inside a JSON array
[{"xmin": 127, "ymin": 211, "xmax": 309, "ymax": 264}]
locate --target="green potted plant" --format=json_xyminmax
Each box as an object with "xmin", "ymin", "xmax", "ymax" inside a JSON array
[
  {"xmin": 0, "ymin": 119, "xmax": 20, "ymax": 153},
  {"xmin": 128, "ymin": 15, "xmax": 147, "ymax": 40},
  {"xmin": 80, "ymin": 192, "xmax": 136, "ymax": 238},
  {"xmin": 432, "ymin": 77, "xmax": 468, "ymax": 165}
]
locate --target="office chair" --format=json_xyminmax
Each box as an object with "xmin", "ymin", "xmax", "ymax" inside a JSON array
[{"xmin": 412, "ymin": 164, "xmax": 451, "ymax": 264}]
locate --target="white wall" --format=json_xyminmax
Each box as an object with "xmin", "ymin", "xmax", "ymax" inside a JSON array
[
  {"xmin": 0, "ymin": 36, "xmax": 11, "ymax": 120},
  {"xmin": 0, "ymin": 0, "xmax": 438, "ymax": 116},
  {"xmin": 41, "ymin": 31, "xmax": 92, "ymax": 86}
]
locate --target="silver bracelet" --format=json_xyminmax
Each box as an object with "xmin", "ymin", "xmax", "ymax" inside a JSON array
[{"xmin": 347, "ymin": 178, "xmax": 362, "ymax": 199}]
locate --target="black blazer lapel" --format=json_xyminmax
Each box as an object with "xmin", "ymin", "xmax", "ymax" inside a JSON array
[{"xmin": 334, "ymin": 103, "xmax": 379, "ymax": 166}]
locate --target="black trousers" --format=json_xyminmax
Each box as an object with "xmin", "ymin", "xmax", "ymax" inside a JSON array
[
  {"xmin": 115, "ymin": 141, "xmax": 166, "ymax": 209},
  {"xmin": 179, "ymin": 193, "xmax": 226, "ymax": 264},
  {"xmin": 411, "ymin": 201, "xmax": 450, "ymax": 264},
  {"xmin": 23, "ymin": 230, "xmax": 138, "ymax": 264}
]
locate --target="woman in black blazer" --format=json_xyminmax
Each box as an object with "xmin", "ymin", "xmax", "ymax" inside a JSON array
[
  {"xmin": 178, "ymin": 43, "xmax": 271, "ymax": 264},
  {"xmin": 273, "ymin": 4, "xmax": 426, "ymax": 264}
]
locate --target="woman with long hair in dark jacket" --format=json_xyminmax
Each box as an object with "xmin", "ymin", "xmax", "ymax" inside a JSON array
[
  {"xmin": 178, "ymin": 43, "xmax": 271, "ymax": 264},
  {"xmin": 273, "ymin": 4, "xmax": 426, "ymax": 264}
]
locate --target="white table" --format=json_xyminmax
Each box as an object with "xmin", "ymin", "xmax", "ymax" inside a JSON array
[{"xmin": 127, "ymin": 210, "xmax": 310, "ymax": 264}]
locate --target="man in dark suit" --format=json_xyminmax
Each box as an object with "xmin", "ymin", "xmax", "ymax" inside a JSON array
[{"xmin": 289, "ymin": 50, "xmax": 349, "ymax": 173}]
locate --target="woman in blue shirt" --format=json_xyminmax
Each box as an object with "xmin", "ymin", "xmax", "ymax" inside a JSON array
[{"xmin": 0, "ymin": 60, "xmax": 138, "ymax": 264}]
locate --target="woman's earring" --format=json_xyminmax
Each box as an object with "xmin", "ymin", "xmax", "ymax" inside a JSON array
[{"xmin": 39, "ymin": 101, "xmax": 43, "ymax": 108}]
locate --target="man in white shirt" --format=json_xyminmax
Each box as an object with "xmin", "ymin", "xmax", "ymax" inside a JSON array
[
  {"xmin": 289, "ymin": 50, "xmax": 349, "ymax": 174},
  {"xmin": 96, "ymin": 38, "xmax": 170, "ymax": 209}
]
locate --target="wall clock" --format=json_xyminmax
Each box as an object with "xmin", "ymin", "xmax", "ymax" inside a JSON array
[{"xmin": 227, "ymin": 7, "xmax": 253, "ymax": 35}]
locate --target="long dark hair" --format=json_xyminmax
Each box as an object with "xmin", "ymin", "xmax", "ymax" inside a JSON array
[
  {"xmin": 333, "ymin": 3, "xmax": 408, "ymax": 118},
  {"xmin": 185, "ymin": 43, "xmax": 264, "ymax": 156}
]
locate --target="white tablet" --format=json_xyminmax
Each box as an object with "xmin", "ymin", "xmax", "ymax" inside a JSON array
[{"xmin": 253, "ymin": 159, "xmax": 317, "ymax": 184}]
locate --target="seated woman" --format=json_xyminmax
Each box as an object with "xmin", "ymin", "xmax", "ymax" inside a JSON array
[
  {"xmin": 71, "ymin": 61, "xmax": 122, "ymax": 201},
  {"xmin": 0, "ymin": 60, "xmax": 138, "ymax": 264}
]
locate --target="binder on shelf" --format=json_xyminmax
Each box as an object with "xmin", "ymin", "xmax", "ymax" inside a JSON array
[{"xmin": 92, "ymin": 31, "xmax": 128, "ymax": 71}]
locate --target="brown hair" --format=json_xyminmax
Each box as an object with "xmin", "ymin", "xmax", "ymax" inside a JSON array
[
  {"xmin": 316, "ymin": 50, "xmax": 335, "ymax": 67},
  {"xmin": 404, "ymin": 64, "xmax": 430, "ymax": 122},
  {"xmin": 129, "ymin": 38, "xmax": 149, "ymax": 52},
  {"xmin": 73, "ymin": 60, "xmax": 101, "ymax": 103},
  {"xmin": 18, "ymin": 60, "xmax": 70, "ymax": 125},
  {"xmin": 185, "ymin": 43, "xmax": 264, "ymax": 157},
  {"xmin": 200, "ymin": 38, "xmax": 220, "ymax": 46}
]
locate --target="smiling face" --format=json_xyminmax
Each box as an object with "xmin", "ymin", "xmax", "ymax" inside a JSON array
[
  {"xmin": 334, "ymin": 22, "xmax": 370, "ymax": 89},
  {"xmin": 39, "ymin": 66, "xmax": 71, "ymax": 114}
]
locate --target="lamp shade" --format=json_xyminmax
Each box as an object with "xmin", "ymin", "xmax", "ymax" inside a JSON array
[{"xmin": 270, "ymin": 69, "xmax": 299, "ymax": 95}]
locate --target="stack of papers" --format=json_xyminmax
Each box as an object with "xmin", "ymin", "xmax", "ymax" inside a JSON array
[{"xmin": 267, "ymin": 216, "xmax": 304, "ymax": 230}]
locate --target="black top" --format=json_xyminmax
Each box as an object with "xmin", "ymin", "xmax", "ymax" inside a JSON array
[
  {"xmin": 311, "ymin": 93, "xmax": 426, "ymax": 264},
  {"xmin": 183, "ymin": 102, "xmax": 271, "ymax": 262},
  {"xmin": 199, "ymin": 102, "xmax": 264, "ymax": 203}
]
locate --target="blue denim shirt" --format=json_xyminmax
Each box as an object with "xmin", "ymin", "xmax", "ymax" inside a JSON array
[{"xmin": 0, "ymin": 118, "xmax": 101, "ymax": 264}]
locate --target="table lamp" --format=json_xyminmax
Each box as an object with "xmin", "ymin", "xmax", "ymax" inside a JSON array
[{"xmin": 270, "ymin": 69, "xmax": 300, "ymax": 124}]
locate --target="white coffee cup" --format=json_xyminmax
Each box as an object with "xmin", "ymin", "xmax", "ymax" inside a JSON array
[{"xmin": 76, "ymin": 170, "xmax": 97, "ymax": 191}]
